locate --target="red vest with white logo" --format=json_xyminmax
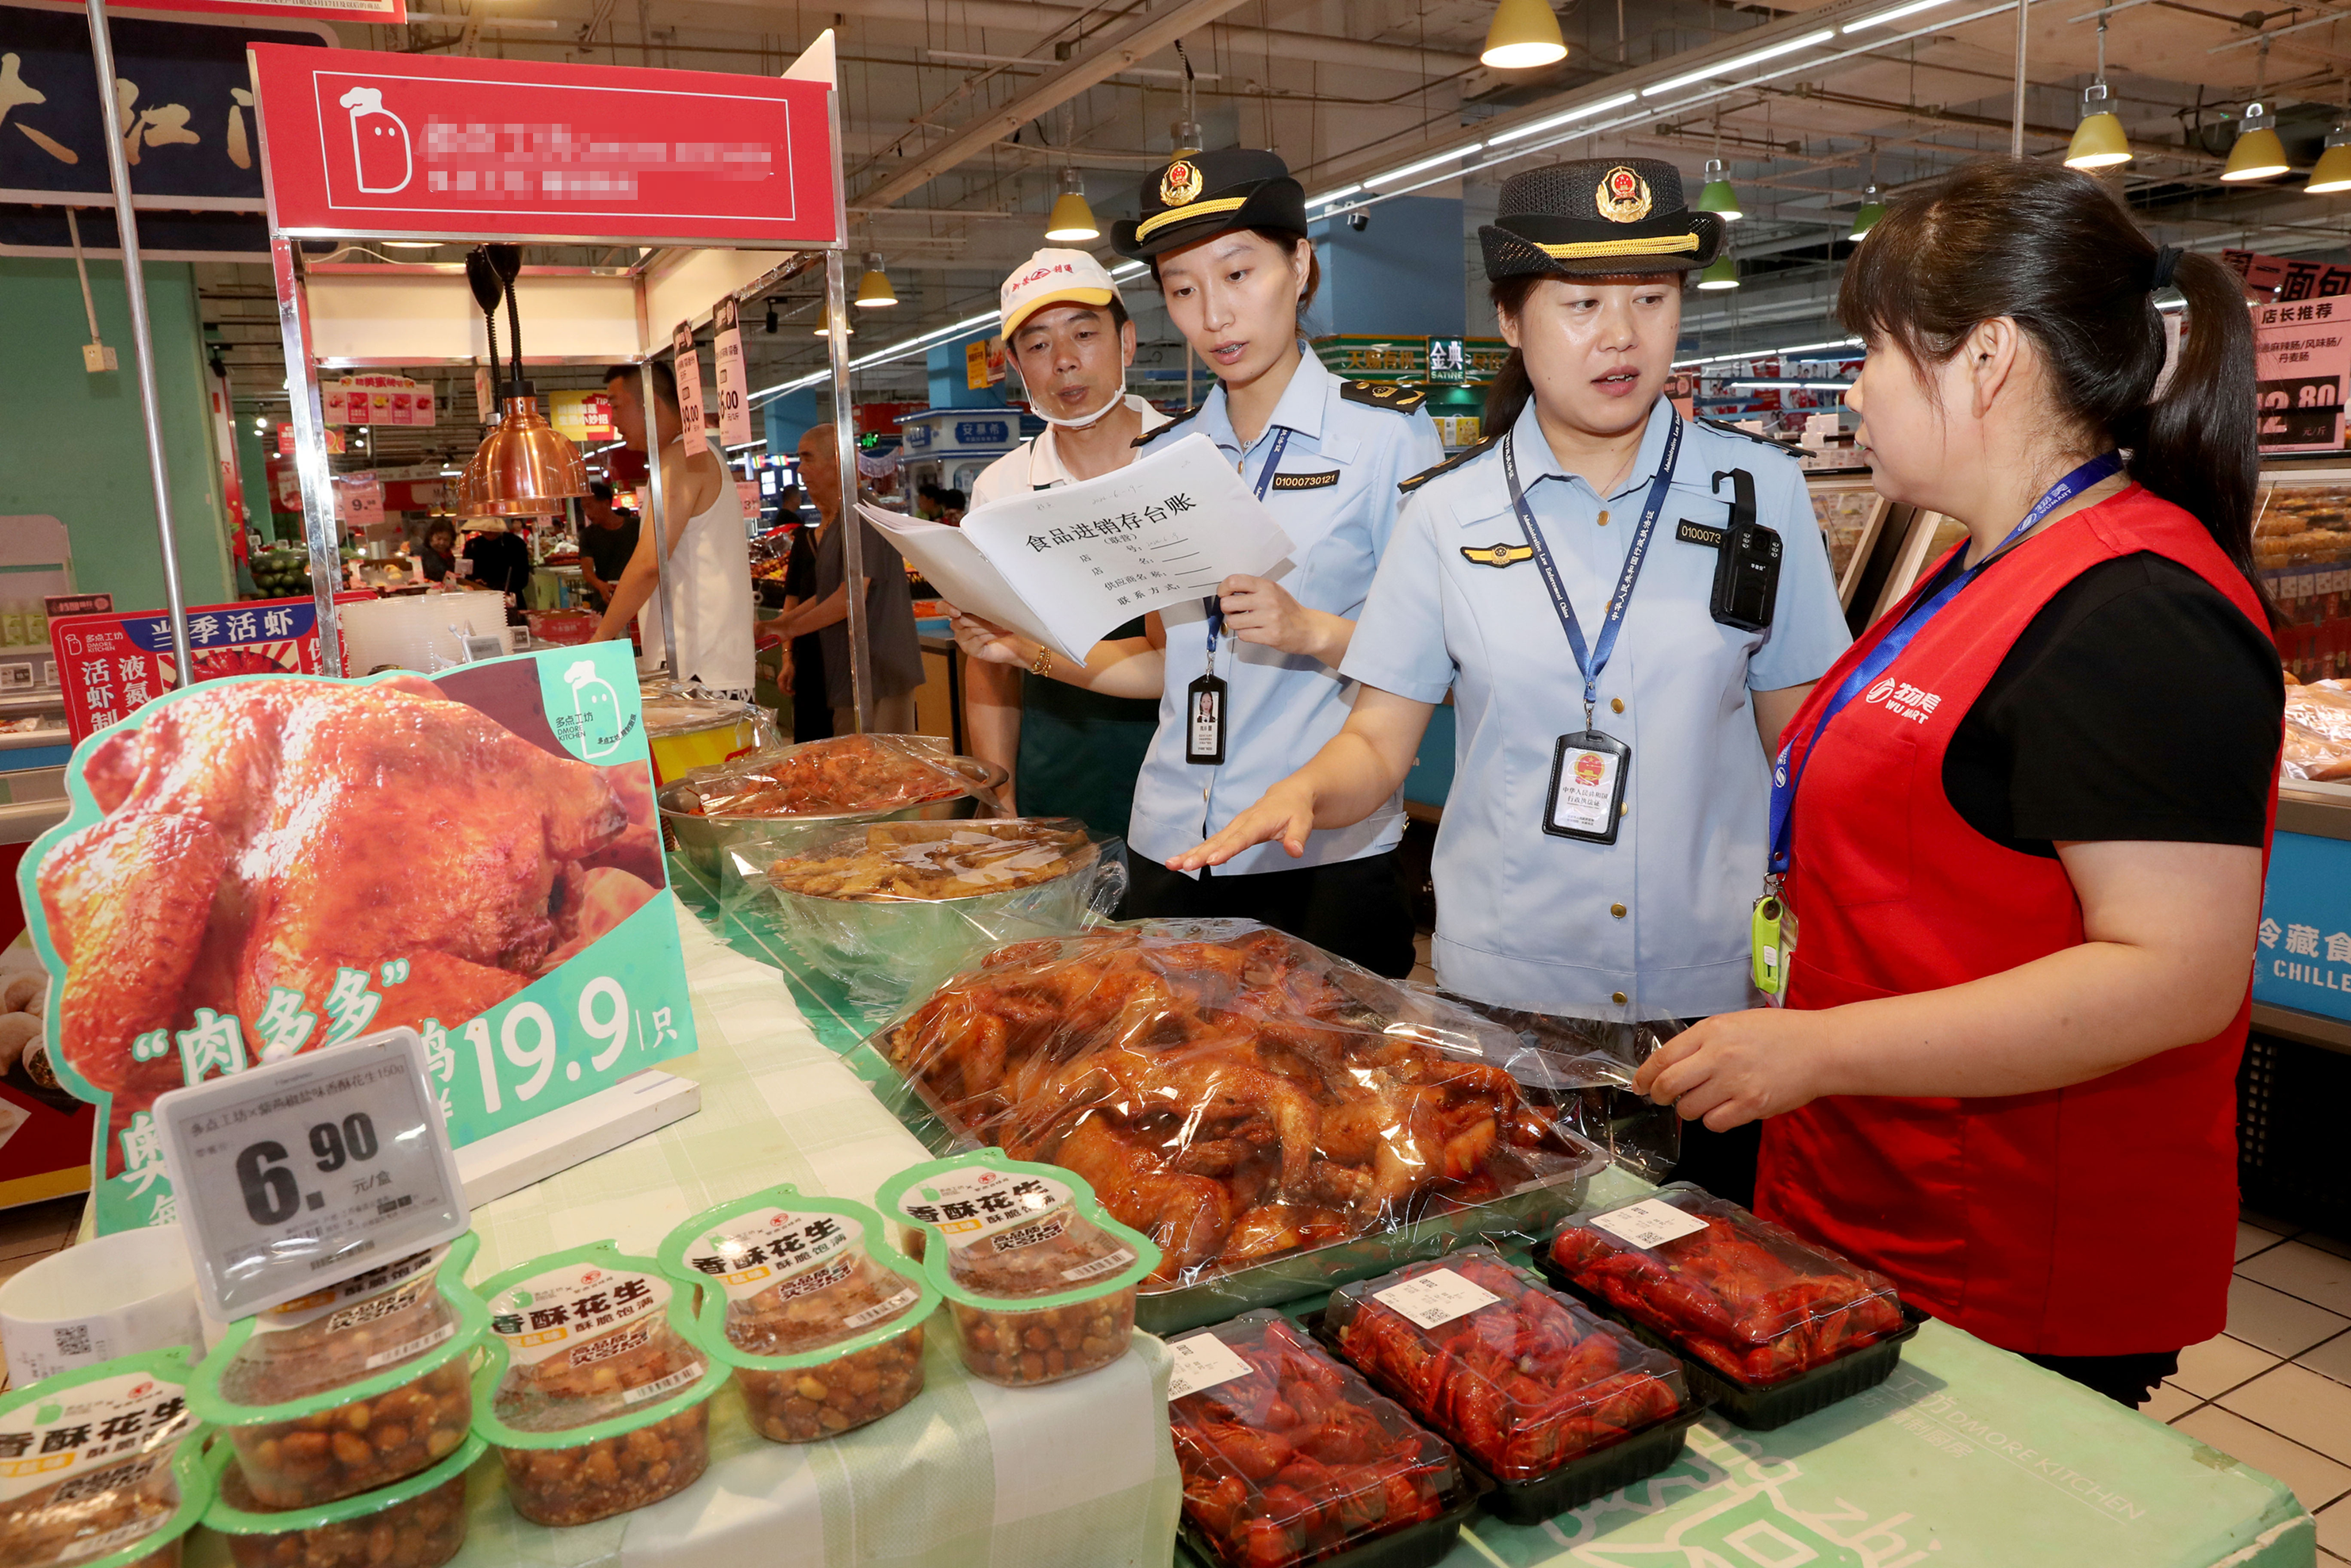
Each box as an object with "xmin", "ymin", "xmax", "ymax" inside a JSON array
[{"xmin": 1755, "ymin": 485, "xmax": 2276, "ymax": 1357}]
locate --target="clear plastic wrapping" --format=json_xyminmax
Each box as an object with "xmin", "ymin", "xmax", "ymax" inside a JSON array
[
  {"xmin": 747, "ymin": 820, "xmax": 1129, "ymax": 1010},
  {"xmin": 469, "ymin": 1241, "xmax": 726, "ymax": 1527},
  {"xmin": 189, "ymin": 1244, "xmax": 485, "ymax": 1509},
  {"xmin": 0, "ymin": 1348, "xmax": 208, "ymax": 1568},
  {"xmin": 1168, "ymin": 1310, "xmax": 1459, "ymax": 1568},
  {"xmin": 1546, "ymin": 1185, "xmax": 1905, "ymax": 1387},
  {"xmin": 202, "ymin": 1433, "xmax": 481, "ymax": 1568},
  {"xmin": 670, "ymin": 734, "xmax": 978, "ymax": 818},
  {"xmin": 2283, "ymin": 677, "xmax": 2351, "ymax": 781},
  {"xmin": 877, "ymin": 1152, "xmax": 1158, "ymax": 1388},
  {"xmin": 660, "ymin": 1187, "xmax": 936, "ymax": 1441},
  {"xmin": 874, "ymin": 922, "xmax": 1609, "ymax": 1307},
  {"xmin": 1325, "ymin": 1248, "xmax": 1684, "ymax": 1482}
]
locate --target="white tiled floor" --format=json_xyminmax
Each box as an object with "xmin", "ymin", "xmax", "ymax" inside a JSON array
[{"xmin": 2144, "ymin": 1217, "xmax": 2351, "ymax": 1560}]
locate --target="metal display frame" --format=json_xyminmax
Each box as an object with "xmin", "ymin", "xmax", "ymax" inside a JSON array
[{"xmin": 251, "ymin": 34, "xmax": 870, "ymax": 719}]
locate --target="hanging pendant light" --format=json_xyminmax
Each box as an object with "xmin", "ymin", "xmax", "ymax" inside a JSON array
[
  {"xmin": 856, "ymin": 252, "xmax": 898, "ymax": 307},
  {"xmin": 2310, "ymin": 126, "xmax": 2351, "ymax": 193},
  {"xmin": 462, "ymin": 244, "xmax": 589, "ymax": 519},
  {"xmin": 2223, "ymin": 39, "xmax": 2290, "ymax": 182},
  {"xmin": 1848, "ymin": 185, "xmax": 1885, "ymax": 240},
  {"xmin": 1045, "ymin": 167, "xmax": 1100, "ymax": 241},
  {"xmin": 2065, "ymin": 16, "xmax": 2132, "ymax": 171},
  {"xmin": 1695, "ymin": 252, "xmax": 1740, "ymax": 291},
  {"xmin": 1482, "ymin": 0, "xmax": 1567, "ymax": 69},
  {"xmin": 1697, "ymin": 158, "xmax": 1743, "ymax": 220}
]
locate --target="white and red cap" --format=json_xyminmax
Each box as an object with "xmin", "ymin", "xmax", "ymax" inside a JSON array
[{"xmin": 999, "ymin": 249, "xmax": 1121, "ymax": 339}]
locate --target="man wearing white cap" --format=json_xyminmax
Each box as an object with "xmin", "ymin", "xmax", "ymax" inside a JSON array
[{"xmin": 957, "ymin": 249, "xmax": 1168, "ymax": 829}]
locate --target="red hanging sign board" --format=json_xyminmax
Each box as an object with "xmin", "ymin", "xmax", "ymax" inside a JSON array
[
  {"xmin": 126, "ymin": 0, "xmax": 407, "ymax": 24},
  {"xmin": 48, "ymin": 592, "xmax": 372, "ymax": 742},
  {"xmin": 247, "ymin": 44, "xmax": 838, "ymax": 245}
]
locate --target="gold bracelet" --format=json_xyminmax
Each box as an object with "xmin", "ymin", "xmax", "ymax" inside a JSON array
[{"xmin": 1029, "ymin": 642, "xmax": 1054, "ymax": 678}]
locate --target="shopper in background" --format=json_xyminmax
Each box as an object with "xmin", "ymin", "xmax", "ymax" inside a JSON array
[
  {"xmin": 462, "ymin": 519, "xmax": 532, "ymax": 625},
  {"xmin": 914, "ymin": 484, "xmax": 947, "ymax": 521},
  {"xmin": 418, "ymin": 520, "xmax": 459, "ymax": 584},
  {"xmin": 950, "ymin": 150, "xmax": 1440, "ymax": 976},
  {"xmin": 765, "ymin": 424, "xmax": 922, "ymax": 734},
  {"xmin": 939, "ymin": 489, "xmax": 968, "ymax": 527},
  {"xmin": 577, "ymin": 480, "xmax": 639, "ymax": 613},
  {"xmin": 956, "ymin": 248, "xmax": 1168, "ymax": 825},
  {"xmin": 1173, "ymin": 161, "xmax": 1851, "ymax": 1183},
  {"xmin": 773, "ymin": 519, "xmax": 832, "ymax": 743},
  {"xmin": 1633, "ymin": 159, "xmax": 2284, "ymax": 1407},
  {"xmin": 590, "ymin": 362, "xmax": 757, "ymax": 702}
]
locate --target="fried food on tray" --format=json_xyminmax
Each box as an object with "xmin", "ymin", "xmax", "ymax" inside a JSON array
[
  {"xmin": 770, "ymin": 821, "xmax": 1093, "ymax": 901},
  {"xmin": 35, "ymin": 677, "xmax": 661, "ymax": 1154},
  {"xmin": 884, "ymin": 925, "xmax": 1590, "ymax": 1287},
  {"xmin": 2285, "ymin": 677, "xmax": 2351, "ymax": 782},
  {"xmin": 677, "ymin": 734, "xmax": 967, "ymax": 818}
]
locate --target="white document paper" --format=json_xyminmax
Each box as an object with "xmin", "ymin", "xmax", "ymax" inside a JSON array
[{"xmin": 857, "ymin": 432, "xmax": 1294, "ymax": 662}]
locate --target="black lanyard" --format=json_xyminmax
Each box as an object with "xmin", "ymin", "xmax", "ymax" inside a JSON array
[{"xmin": 1501, "ymin": 413, "xmax": 1683, "ymax": 728}]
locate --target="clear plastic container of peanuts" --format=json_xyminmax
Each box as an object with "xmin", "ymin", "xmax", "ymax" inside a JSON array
[
  {"xmin": 660, "ymin": 1186, "xmax": 937, "ymax": 1443},
  {"xmin": 188, "ymin": 1240, "xmax": 486, "ymax": 1510},
  {"xmin": 0, "ymin": 1348, "xmax": 211, "ymax": 1568},
  {"xmin": 467, "ymin": 1240, "xmax": 728, "ymax": 1527},
  {"xmin": 877, "ymin": 1152, "xmax": 1159, "ymax": 1388},
  {"xmin": 201, "ymin": 1432, "xmax": 483, "ymax": 1568}
]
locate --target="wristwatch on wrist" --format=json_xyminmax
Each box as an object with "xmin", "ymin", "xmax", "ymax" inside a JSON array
[{"xmin": 1029, "ymin": 641, "xmax": 1054, "ymax": 678}]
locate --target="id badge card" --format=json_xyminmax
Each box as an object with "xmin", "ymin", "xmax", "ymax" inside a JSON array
[
  {"xmin": 1186, "ymin": 674, "xmax": 1228, "ymax": 765},
  {"xmin": 1543, "ymin": 730, "xmax": 1629, "ymax": 843}
]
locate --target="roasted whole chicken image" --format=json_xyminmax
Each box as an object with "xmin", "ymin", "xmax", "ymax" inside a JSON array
[
  {"xmin": 883, "ymin": 923, "xmax": 1595, "ymax": 1287},
  {"xmin": 1172, "ymin": 1313, "xmax": 1456, "ymax": 1568},
  {"xmin": 1327, "ymin": 1249, "xmax": 1684, "ymax": 1482},
  {"xmin": 37, "ymin": 676, "xmax": 661, "ymax": 1155},
  {"xmin": 1547, "ymin": 1188, "xmax": 1906, "ymax": 1386}
]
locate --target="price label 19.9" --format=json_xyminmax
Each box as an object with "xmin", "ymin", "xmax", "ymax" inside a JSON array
[{"xmin": 155, "ymin": 1027, "xmax": 470, "ymax": 1321}]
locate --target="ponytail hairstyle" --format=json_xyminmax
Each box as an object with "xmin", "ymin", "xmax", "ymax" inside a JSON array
[
  {"xmin": 1482, "ymin": 275, "xmax": 1541, "ymax": 435},
  {"xmin": 1838, "ymin": 158, "xmax": 2272, "ymax": 620}
]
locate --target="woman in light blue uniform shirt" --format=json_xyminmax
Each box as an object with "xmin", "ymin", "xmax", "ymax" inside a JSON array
[
  {"xmin": 950, "ymin": 148, "xmax": 1440, "ymax": 976},
  {"xmin": 1173, "ymin": 159, "xmax": 1851, "ymax": 1188}
]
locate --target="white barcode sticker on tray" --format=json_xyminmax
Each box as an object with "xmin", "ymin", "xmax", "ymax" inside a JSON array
[
  {"xmin": 1166, "ymin": 1332, "xmax": 1253, "ymax": 1401},
  {"xmin": 1062, "ymin": 1247, "xmax": 1136, "ymax": 1282},
  {"xmin": 1371, "ymin": 1268, "xmax": 1501, "ymax": 1331},
  {"xmin": 1589, "ymin": 1198, "xmax": 1710, "ymax": 1251},
  {"xmin": 844, "ymin": 1286, "xmax": 920, "ymax": 1329},
  {"xmin": 620, "ymin": 1362, "xmax": 706, "ymax": 1405},
  {"xmin": 362, "ymin": 1318, "xmax": 456, "ymax": 1371}
]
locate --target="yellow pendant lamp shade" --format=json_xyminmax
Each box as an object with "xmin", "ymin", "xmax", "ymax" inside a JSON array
[
  {"xmin": 2223, "ymin": 103, "xmax": 2290, "ymax": 182},
  {"xmin": 2064, "ymin": 83, "xmax": 2132, "ymax": 171},
  {"xmin": 471, "ymin": 395, "xmax": 589, "ymax": 518},
  {"xmin": 1045, "ymin": 168, "xmax": 1099, "ymax": 242},
  {"xmin": 1481, "ymin": 0, "xmax": 1567, "ymax": 70},
  {"xmin": 2309, "ymin": 128, "xmax": 2351, "ymax": 194},
  {"xmin": 1695, "ymin": 253, "xmax": 1739, "ymax": 291},
  {"xmin": 856, "ymin": 252, "xmax": 898, "ymax": 308}
]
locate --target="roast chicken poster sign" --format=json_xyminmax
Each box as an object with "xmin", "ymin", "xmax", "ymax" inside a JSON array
[
  {"xmin": 16, "ymin": 643, "xmax": 697, "ymax": 1234},
  {"xmin": 247, "ymin": 44, "xmax": 839, "ymax": 245}
]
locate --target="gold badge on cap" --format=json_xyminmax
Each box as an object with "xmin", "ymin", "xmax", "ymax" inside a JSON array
[
  {"xmin": 1596, "ymin": 166, "xmax": 1653, "ymax": 224},
  {"xmin": 1160, "ymin": 159, "xmax": 1204, "ymax": 208}
]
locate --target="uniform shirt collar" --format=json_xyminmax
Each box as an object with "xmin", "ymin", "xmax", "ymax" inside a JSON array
[
  {"xmin": 1202, "ymin": 341, "xmax": 1331, "ymax": 453},
  {"xmin": 1507, "ymin": 394, "xmax": 1680, "ymax": 503}
]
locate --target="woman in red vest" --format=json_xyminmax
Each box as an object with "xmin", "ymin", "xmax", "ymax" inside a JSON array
[{"xmin": 1634, "ymin": 159, "xmax": 2284, "ymax": 1407}]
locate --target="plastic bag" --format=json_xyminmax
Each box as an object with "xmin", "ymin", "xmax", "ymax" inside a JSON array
[
  {"xmin": 1546, "ymin": 1184, "xmax": 1904, "ymax": 1387},
  {"xmin": 877, "ymin": 1152, "xmax": 1158, "ymax": 1388},
  {"xmin": 0, "ymin": 1348, "xmax": 209, "ymax": 1568},
  {"xmin": 668, "ymin": 734, "xmax": 983, "ymax": 819},
  {"xmin": 188, "ymin": 1240, "xmax": 485, "ymax": 1509},
  {"xmin": 2284, "ymin": 680, "xmax": 2351, "ymax": 782},
  {"xmin": 201, "ymin": 1432, "xmax": 481, "ymax": 1568},
  {"xmin": 1325, "ymin": 1248, "xmax": 1684, "ymax": 1482},
  {"xmin": 871, "ymin": 922, "xmax": 1609, "ymax": 1301},
  {"xmin": 658, "ymin": 1186, "xmax": 935, "ymax": 1440},
  {"xmin": 1433, "ymin": 997, "xmax": 1688, "ymax": 1183},
  {"xmin": 1168, "ymin": 1310, "xmax": 1459, "ymax": 1568},
  {"xmin": 741, "ymin": 820, "xmax": 1129, "ymax": 1010},
  {"xmin": 467, "ymin": 1240, "xmax": 727, "ymax": 1526}
]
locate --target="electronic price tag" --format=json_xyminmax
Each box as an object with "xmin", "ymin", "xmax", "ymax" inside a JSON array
[{"xmin": 155, "ymin": 1027, "xmax": 470, "ymax": 1321}]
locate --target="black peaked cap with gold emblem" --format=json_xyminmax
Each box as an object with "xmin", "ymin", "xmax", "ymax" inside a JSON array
[
  {"xmin": 1112, "ymin": 148, "xmax": 1308, "ymax": 261},
  {"xmin": 1479, "ymin": 158, "xmax": 1724, "ymax": 280}
]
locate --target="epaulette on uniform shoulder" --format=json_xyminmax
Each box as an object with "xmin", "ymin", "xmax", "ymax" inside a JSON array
[
  {"xmin": 1133, "ymin": 405, "xmax": 1201, "ymax": 447},
  {"xmin": 1398, "ymin": 434, "xmax": 1499, "ymax": 494},
  {"xmin": 1341, "ymin": 380, "xmax": 1428, "ymax": 415},
  {"xmin": 1697, "ymin": 416, "xmax": 1797, "ymax": 454}
]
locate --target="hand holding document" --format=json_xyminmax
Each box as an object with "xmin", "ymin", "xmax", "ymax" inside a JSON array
[{"xmin": 857, "ymin": 433, "xmax": 1294, "ymax": 661}]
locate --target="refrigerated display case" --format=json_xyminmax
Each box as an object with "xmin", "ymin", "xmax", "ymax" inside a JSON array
[{"xmin": 1802, "ymin": 469, "xmax": 1894, "ymax": 614}]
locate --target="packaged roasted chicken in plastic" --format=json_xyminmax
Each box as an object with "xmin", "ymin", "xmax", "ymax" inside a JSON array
[
  {"xmin": 659, "ymin": 1186, "xmax": 936, "ymax": 1441},
  {"xmin": 467, "ymin": 1240, "xmax": 727, "ymax": 1526},
  {"xmin": 0, "ymin": 1348, "xmax": 209, "ymax": 1568},
  {"xmin": 871, "ymin": 921, "xmax": 1609, "ymax": 1332},
  {"xmin": 1544, "ymin": 1185, "xmax": 1906, "ymax": 1389},
  {"xmin": 878, "ymin": 1152, "xmax": 1158, "ymax": 1387},
  {"xmin": 659, "ymin": 733, "xmax": 1007, "ymax": 879},
  {"xmin": 744, "ymin": 819, "xmax": 1129, "ymax": 1009},
  {"xmin": 2283, "ymin": 677, "xmax": 2351, "ymax": 781},
  {"xmin": 1168, "ymin": 1309, "xmax": 1466, "ymax": 1568},
  {"xmin": 188, "ymin": 1239, "xmax": 485, "ymax": 1509},
  {"xmin": 201, "ymin": 1431, "xmax": 483, "ymax": 1568},
  {"xmin": 1325, "ymin": 1248, "xmax": 1686, "ymax": 1483}
]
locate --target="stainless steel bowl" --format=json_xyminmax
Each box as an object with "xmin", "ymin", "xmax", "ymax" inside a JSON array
[{"xmin": 658, "ymin": 755, "xmax": 1010, "ymax": 879}]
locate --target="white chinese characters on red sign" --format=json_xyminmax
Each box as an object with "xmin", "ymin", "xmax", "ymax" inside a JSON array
[{"xmin": 48, "ymin": 596, "xmax": 368, "ymax": 742}]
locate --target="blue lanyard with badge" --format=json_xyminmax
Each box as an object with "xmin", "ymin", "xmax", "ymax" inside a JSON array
[
  {"xmin": 1503, "ymin": 416, "xmax": 1682, "ymax": 844},
  {"xmin": 1750, "ymin": 449, "xmax": 2123, "ymax": 997},
  {"xmin": 1188, "ymin": 426, "xmax": 1293, "ymax": 765}
]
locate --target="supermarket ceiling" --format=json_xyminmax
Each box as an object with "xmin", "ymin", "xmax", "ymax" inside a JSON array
[{"xmin": 194, "ymin": 0, "xmax": 2351, "ymax": 424}]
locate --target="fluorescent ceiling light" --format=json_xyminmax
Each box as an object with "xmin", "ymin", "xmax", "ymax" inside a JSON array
[
  {"xmin": 1310, "ymin": 183, "xmax": 1365, "ymax": 206},
  {"xmin": 1486, "ymin": 92, "xmax": 1638, "ymax": 144},
  {"xmin": 749, "ymin": 307, "xmax": 1004, "ymax": 407},
  {"xmin": 1671, "ymin": 335, "xmax": 1864, "ymax": 369},
  {"xmin": 1643, "ymin": 29, "xmax": 1835, "ymax": 97},
  {"xmin": 1367, "ymin": 147, "xmax": 1478, "ymax": 186},
  {"xmin": 1842, "ymin": 0, "xmax": 1958, "ymax": 32},
  {"xmin": 1728, "ymin": 379, "xmax": 1852, "ymax": 390}
]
